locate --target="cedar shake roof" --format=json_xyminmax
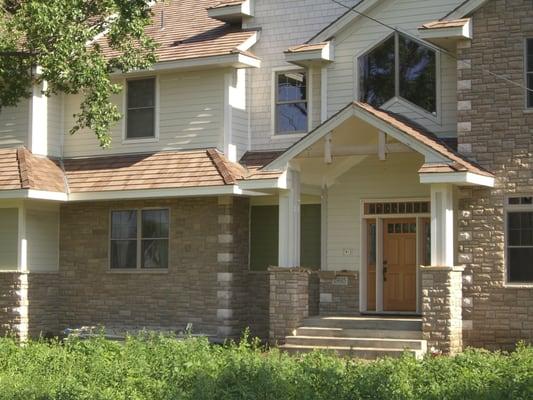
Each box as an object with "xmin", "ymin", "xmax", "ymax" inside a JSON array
[
  {"xmin": 97, "ymin": 0, "xmax": 258, "ymax": 63},
  {"xmin": 420, "ymin": 18, "xmax": 470, "ymax": 30},
  {"xmin": 62, "ymin": 149, "xmax": 244, "ymax": 192},
  {"xmin": 240, "ymin": 151, "xmax": 285, "ymax": 180},
  {"xmin": 353, "ymin": 102, "xmax": 493, "ymax": 177},
  {"xmin": 0, "ymin": 148, "xmax": 66, "ymax": 193},
  {"xmin": 285, "ymin": 42, "xmax": 329, "ymax": 53},
  {"xmin": 208, "ymin": 0, "xmax": 246, "ymax": 9}
]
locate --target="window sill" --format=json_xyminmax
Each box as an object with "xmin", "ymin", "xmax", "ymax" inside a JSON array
[
  {"xmin": 122, "ymin": 137, "xmax": 159, "ymax": 145},
  {"xmin": 523, "ymin": 108, "xmax": 533, "ymax": 114},
  {"xmin": 504, "ymin": 283, "xmax": 533, "ymax": 289},
  {"xmin": 107, "ymin": 269, "xmax": 169, "ymax": 274},
  {"xmin": 271, "ymin": 132, "xmax": 308, "ymax": 140}
]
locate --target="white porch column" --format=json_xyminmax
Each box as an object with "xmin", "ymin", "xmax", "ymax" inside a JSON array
[
  {"xmin": 278, "ymin": 169, "xmax": 301, "ymax": 268},
  {"xmin": 430, "ymin": 184, "xmax": 455, "ymax": 266}
]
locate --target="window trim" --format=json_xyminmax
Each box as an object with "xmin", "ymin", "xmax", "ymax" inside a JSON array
[
  {"xmin": 272, "ymin": 66, "xmax": 310, "ymax": 136},
  {"xmin": 108, "ymin": 207, "xmax": 170, "ymax": 272},
  {"xmin": 122, "ymin": 76, "xmax": 160, "ymax": 144},
  {"xmin": 355, "ymin": 32, "xmax": 441, "ymax": 120},
  {"xmin": 525, "ymin": 38, "xmax": 533, "ymax": 110},
  {"xmin": 504, "ymin": 195, "xmax": 533, "ymax": 286}
]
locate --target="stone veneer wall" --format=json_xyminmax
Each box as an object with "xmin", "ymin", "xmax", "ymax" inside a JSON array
[
  {"xmin": 456, "ymin": 0, "xmax": 533, "ymax": 349},
  {"xmin": 27, "ymin": 273, "xmax": 59, "ymax": 338},
  {"xmin": 57, "ymin": 197, "xmax": 250, "ymax": 338},
  {"xmin": 246, "ymin": 272, "xmax": 270, "ymax": 340},
  {"xmin": 269, "ymin": 268, "xmax": 310, "ymax": 343},
  {"xmin": 0, "ymin": 273, "xmax": 24, "ymax": 338},
  {"xmin": 319, "ymin": 271, "xmax": 359, "ymax": 315},
  {"xmin": 421, "ymin": 266, "xmax": 464, "ymax": 355}
]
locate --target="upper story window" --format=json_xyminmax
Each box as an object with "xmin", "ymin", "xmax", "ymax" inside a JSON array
[
  {"xmin": 506, "ymin": 197, "xmax": 533, "ymax": 283},
  {"xmin": 359, "ymin": 33, "xmax": 437, "ymax": 115},
  {"xmin": 275, "ymin": 70, "xmax": 308, "ymax": 134},
  {"xmin": 526, "ymin": 39, "xmax": 533, "ymax": 108},
  {"xmin": 110, "ymin": 209, "xmax": 169, "ymax": 270},
  {"xmin": 126, "ymin": 78, "xmax": 156, "ymax": 140}
]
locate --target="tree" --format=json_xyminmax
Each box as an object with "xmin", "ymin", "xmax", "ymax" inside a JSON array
[{"xmin": 0, "ymin": 0, "xmax": 158, "ymax": 148}]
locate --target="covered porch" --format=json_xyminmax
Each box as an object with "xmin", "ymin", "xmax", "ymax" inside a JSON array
[{"xmin": 246, "ymin": 102, "xmax": 494, "ymax": 354}]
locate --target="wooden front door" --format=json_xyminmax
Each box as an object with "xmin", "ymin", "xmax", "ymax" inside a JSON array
[{"xmin": 383, "ymin": 219, "xmax": 417, "ymax": 312}]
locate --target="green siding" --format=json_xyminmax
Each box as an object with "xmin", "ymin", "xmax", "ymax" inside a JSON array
[{"xmin": 250, "ymin": 205, "xmax": 321, "ymax": 271}]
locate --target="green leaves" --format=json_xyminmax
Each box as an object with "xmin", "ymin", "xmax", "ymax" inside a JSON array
[
  {"xmin": 0, "ymin": 0, "xmax": 158, "ymax": 148},
  {"xmin": 0, "ymin": 336, "xmax": 531, "ymax": 400}
]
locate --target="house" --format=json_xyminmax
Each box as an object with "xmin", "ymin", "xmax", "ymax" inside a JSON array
[{"xmin": 0, "ymin": 0, "xmax": 532, "ymax": 358}]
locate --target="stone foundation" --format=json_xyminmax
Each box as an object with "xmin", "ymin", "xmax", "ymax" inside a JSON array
[
  {"xmin": 319, "ymin": 271, "xmax": 359, "ymax": 315},
  {"xmin": 421, "ymin": 266, "xmax": 464, "ymax": 355},
  {"xmin": 246, "ymin": 271, "xmax": 270, "ymax": 340}
]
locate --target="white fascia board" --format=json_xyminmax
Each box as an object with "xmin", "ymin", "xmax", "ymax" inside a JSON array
[
  {"xmin": 68, "ymin": 185, "xmax": 243, "ymax": 202},
  {"xmin": 312, "ymin": 0, "xmax": 381, "ymax": 42},
  {"xmin": 207, "ymin": 0, "xmax": 253, "ymax": 22},
  {"xmin": 419, "ymin": 172, "xmax": 495, "ymax": 187},
  {"xmin": 112, "ymin": 54, "xmax": 260, "ymax": 78},
  {"xmin": 0, "ymin": 190, "xmax": 68, "ymax": 202},
  {"xmin": 237, "ymin": 173, "xmax": 289, "ymax": 191},
  {"xmin": 285, "ymin": 42, "xmax": 334, "ymax": 66},
  {"xmin": 419, "ymin": 20, "xmax": 472, "ymax": 41},
  {"xmin": 445, "ymin": 0, "xmax": 490, "ymax": 20},
  {"xmin": 236, "ymin": 30, "xmax": 259, "ymax": 52}
]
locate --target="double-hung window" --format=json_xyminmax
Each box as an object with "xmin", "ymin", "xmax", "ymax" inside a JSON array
[
  {"xmin": 506, "ymin": 197, "xmax": 533, "ymax": 283},
  {"xmin": 275, "ymin": 70, "xmax": 308, "ymax": 134},
  {"xmin": 359, "ymin": 33, "xmax": 437, "ymax": 114},
  {"xmin": 110, "ymin": 209, "xmax": 169, "ymax": 270},
  {"xmin": 126, "ymin": 78, "xmax": 156, "ymax": 140},
  {"xmin": 526, "ymin": 39, "xmax": 533, "ymax": 108}
]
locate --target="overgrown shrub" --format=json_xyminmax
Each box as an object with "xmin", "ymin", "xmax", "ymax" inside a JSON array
[{"xmin": 0, "ymin": 334, "xmax": 531, "ymax": 400}]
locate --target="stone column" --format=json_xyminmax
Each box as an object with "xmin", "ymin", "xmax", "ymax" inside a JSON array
[
  {"xmin": 269, "ymin": 268, "xmax": 309, "ymax": 344},
  {"xmin": 216, "ymin": 196, "xmax": 249, "ymax": 339},
  {"xmin": 420, "ymin": 266, "xmax": 464, "ymax": 355}
]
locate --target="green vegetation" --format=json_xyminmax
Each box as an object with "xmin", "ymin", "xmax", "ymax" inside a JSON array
[{"xmin": 0, "ymin": 334, "xmax": 531, "ymax": 399}]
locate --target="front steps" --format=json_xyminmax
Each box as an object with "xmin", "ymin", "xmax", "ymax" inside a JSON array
[{"xmin": 279, "ymin": 316, "xmax": 427, "ymax": 360}]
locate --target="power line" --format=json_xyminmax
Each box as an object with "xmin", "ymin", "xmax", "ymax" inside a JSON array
[{"xmin": 329, "ymin": 0, "xmax": 533, "ymax": 94}]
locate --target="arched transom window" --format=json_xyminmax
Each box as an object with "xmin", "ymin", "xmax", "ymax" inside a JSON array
[{"xmin": 358, "ymin": 33, "xmax": 437, "ymax": 114}]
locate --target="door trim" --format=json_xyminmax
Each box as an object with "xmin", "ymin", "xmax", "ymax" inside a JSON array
[{"xmin": 359, "ymin": 198, "xmax": 430, "ymax": 315}]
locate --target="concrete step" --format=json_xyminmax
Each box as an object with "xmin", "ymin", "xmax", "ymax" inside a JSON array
[
  {"xmin": 303, "ymin": 316, "xmax": 422, "ymax": 331},
  {"xmin": 280, "ymin": 344, "xmax": 424, "ymax": 360},
  {"xmin": 285, "ymin": 335, "xmax": 427, "ymax": 351},
  {"xmin": 295, "ymin": 326, "xmax": 423, "ymax": 340}
]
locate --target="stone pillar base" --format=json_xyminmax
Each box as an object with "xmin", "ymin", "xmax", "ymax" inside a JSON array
[{"xmin": 420, "ymin": 265, "xmax": 464, "ymax": 355}]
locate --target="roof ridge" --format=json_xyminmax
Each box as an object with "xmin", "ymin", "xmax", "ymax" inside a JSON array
[
  {"xmin": 16, "ymin": 147, "xmax": 34, "ymax": 189},
  {"xmin": 206, "ymin": 148, "xmax": 237, "ymax": 185}
]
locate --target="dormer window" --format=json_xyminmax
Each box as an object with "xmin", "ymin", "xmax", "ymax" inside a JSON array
[
  {"xmin": 126, "ymin": 77, "xmax": 156, "ymax": 140},
  {"xmin": 275, "ymin": 70, "xmax": 308, "ymax": 134},
  {"xmin": 359, "ymin": 33, "xmax": 436, "ymax": 114}
]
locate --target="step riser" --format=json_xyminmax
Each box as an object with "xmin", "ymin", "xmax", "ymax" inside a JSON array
[
  {"xmin": 295, "ymin": 328, "xmax": 423, "ymax": 340},
  {"xmin": 282, "ymin": 347, "xmax": 421, "ymax": 360},
  {"xmin": 303, "ymin": 318, "xmax": 421, "ymax": 331},
  {"xmin": 285, "ymin": 337, "xmax": 426, "ymax": 351}
]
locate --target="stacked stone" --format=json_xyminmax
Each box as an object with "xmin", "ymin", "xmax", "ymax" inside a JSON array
[
  {"xmin": 318, "ymin": 271, "xmax": 359, "ymax": 316},
  {"xmin": 421, "ymin": 266, "xmax": 464, "ymax": 355},
  {"xmin": 269, "ymin": 268, "xmax": 310, "ymax": 343}
]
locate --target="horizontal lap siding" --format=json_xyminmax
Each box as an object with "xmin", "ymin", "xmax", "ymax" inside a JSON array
[
  {"xmin": 329, "ymin": 0, "xmax": 462, "ymax": 137},
  {"xmin": 244, "ymin": 0, "xmax": 360, "ymax": 151},
  {"xmin": 0, "ymin": 208, "xmax": 18, "ymax": 271},
  {"xmin": 26, "ymin": 204, "xmax": 60, "ymax": 272},
  {"xmin": 0, "ymin": 99, "xmax": 29, "ymax": 148},
  {"xmin": 326, "ymin": 153, "xmax": 429, "ymax": 272},
  {"xmin": 63, "ymin": 70, "xmax": 225, "ymax": 157},
  {"xmin": 47, "ymin": 94, "xmax": 63, "ymax": 157}
]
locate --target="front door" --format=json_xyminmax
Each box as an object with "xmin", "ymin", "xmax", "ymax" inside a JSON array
[{"xmin": 383, "ymin": 218, "xmax": 417, "ymax": 312}]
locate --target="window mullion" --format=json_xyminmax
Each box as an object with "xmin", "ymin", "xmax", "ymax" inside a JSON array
[
  {"xmin": 137, "ymin": 210, "xmax": 142, "ymax": 270},
  {"xmin": 395, "ymin": 32, "xmax": 400, "ymax": 98}
]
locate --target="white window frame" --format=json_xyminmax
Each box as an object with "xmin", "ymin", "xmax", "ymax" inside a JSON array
[
  {"xmin": 504, "ymin": 196, "xmax": 533, "ymax": 286},
  {"xmin": 108, "ymin": 207, "xmax": 170, "ymax": 272},
  {"xmin": 355, "ymin": 32, "xmax": 440, "ymax": 120},
  {"xmin": 122, "ymin": 76, "xmax": 160, "ymax": 144},
  {"xmin": 525, "ymin": 38, "xmax": 533, "ymax": 110},
  {"xmin": 272, "ymin": 66, "xmax": 310, "ymax": 136}
]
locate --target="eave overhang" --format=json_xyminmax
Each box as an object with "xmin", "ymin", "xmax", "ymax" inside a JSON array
[
  {"xmin": 418, "ymin": 18, "xmax": 472, "ymax": 49},
  {"xmin": 284, "ymin": 42, "xmax": 334, "ymax": 67},
  {"xmin": 207, "ymin": 0, "xmax": 254, "ymax": 23}
]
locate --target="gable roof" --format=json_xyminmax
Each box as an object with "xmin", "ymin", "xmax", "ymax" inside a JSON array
[
  {"xmin": 97, "ymin": 0, "xmax": 259, "ymax": 64},
  {"xmin": 265, "ymin": 101, "xmax": 493, "ymax": 180}
]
